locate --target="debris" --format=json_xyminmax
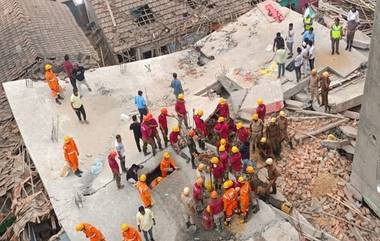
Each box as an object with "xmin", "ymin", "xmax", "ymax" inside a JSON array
[
  {"xmin": 339, "ymin": 125, "xmax": 358, "ymax": 139},
  {"xmin": 285, "ymin": 100, "xmax": 304, "ymax": 109},
  {"xmin": 295, "ymin": 119, "xmax": 348, "ymax": 141},
  {"xmin": 321, "ymin": 139, "xmax": 350, "ymax": 149},
  {"xmin": 343, "ymin": 110, "xmax": 360, "ymax": 120}
]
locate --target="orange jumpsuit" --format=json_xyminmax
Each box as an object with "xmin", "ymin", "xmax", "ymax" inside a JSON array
[
  {"xmin": 223, "ymin": 188, "xmax": 238, "ymax": 220},
  {"xmin": 63, "ymin": 138, "xmax": 79, "ymax": 172},
  {"xmin": 239, "ymin": 181, "xmax": 252, "ymax": 216},
  {"xmin": 160, "ymin": 158, "xmax": 176, "ymax": 177},
  {"xmin": 82, "ymin": 223, "xmax": 105, "ymax": 241},
  {"xmin": 150, "ymin": 177, "xmax": 161, "ymax": 189},
  {"xmin": 122, "ymin": 227, "xmax": 142, "ymax": 241},
  {"xmin": 136, "ymin": 181, "xmax": 152, "ymax": 207},
  {"xmin": 45, "ymin": 70, "xmax": 61, "ymax": 97}
]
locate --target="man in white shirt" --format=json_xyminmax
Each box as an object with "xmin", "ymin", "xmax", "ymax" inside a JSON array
[
  {"xmin": 294, "ymin": 47, "xmax": 303, "ymax": 82},
  {"xmin": 301, "ymin": 42, "xmax": 310, "ymax": 74},
  {"xmin": 286, "ymin": 23, "xmax": 295, "ymax": 58},
  {"xmin": 346, "ymin": 6, "xmax": 360, "ymax": 51},
  {"xmin": 70, "ymin": 88, "xmax": 88, "ymax": 124},
  {"xmin": 115, "ymin": 134, "xmax": 127, "ymax": 172},
  {"xmin": 308, "ymin": 40, "xmax": 315, "ymax": 71},
  {"xmin": 136, "ymin": 206, "xmax": 156, "ymax": 241}
]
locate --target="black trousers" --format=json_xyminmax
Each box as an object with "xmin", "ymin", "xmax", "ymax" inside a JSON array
[
  {"xmin": 134, "ymin": 135, "xmax": 142, "ymax": 152},
  {"xmin": 70, "ymin": 77, "xmax": 77, "ymax": 90},
  {"xmin": 295, "ymin": 66, "xmax": 302, "ymax": 82},
  {"xmin": 309, "ymin": 58, "xmax": 315, "ymax": 70},
  {"xmin": 74, "ymin": 105, "xmax": 86, "ymax": 121},
  {"xmin": 138, "ymin": 108, "xmax": 148, "ymax": 123}
]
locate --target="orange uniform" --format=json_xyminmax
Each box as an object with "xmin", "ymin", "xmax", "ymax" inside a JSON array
[
  {"xmin": 45, "ymin": 70, "xmax": 61, "ymax": 97},
  {"xmin": 239, "ymin": 181, "xmax": 252, "ymax": 216},
  {"xmin": 150, "ymin": 177, "xmax": 162, "ymax": 189},
  {"xmin": 122, "ymin": 227, "xmax": 142, "ymax": 241},
  {"xmin": 82, "ymin": 223, "xmax": 105, "ymax": 241},
  {"xmin": 136, "ymin": 181, "xmax": 152, "ymax": 207},
  {"xmin": 160, "ymin": 158, "xmax": 176, "ymax": 177},
  {"xmin": 63, "ymin": 138, "xmax": 79, "ymax": 172},
  {"xmin": 223, "ymin": 188, "xmax": 238, "ymax": 219}
]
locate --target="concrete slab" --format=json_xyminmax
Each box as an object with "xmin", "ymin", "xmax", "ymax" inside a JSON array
[{"xmin": 339, "ymin": 125, "xmax": 358, "ymax": 139}]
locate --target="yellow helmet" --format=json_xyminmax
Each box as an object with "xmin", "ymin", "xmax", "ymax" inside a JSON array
[
  {"xmin": 231, "ymin": 146, "xmax": 239, "ymax": 153},
  {"xmin": 217, "ymin": 116, "xmax": 225, "ymax": 123},
  {"xmin": 246, "ymin": 166, "xmax": 255, "ymax": 174},
  {"xmin": 279, "ymin": 111, "xmax": 286, "ymax": 117},
  {"xmin": 323, "ymin": 71, "xmax": 330, "ymax": 78},
  {"xmin": 219, "ymin": 98, "xmax": 225, "ymax": 104},
  {"xmin": 220, "ymin": 138, "xmax": 226, "ymax": 145},
  {"xmin": 75, "ymin": 223, "xmax": 85, "ymax": 232},
  {"xmin": 172, "ymin": 126, "xmax": 179, "ymax": 132},
  {"xmin": 271, "ymin": 117, "xmax": 277, "ymax": 123},
  {"xmin": 236, "ymin": 122, "xmax": 243, "ymax": 130},
  {"xmin": 64, "ymin": 135, "xmax": 71, "ymax": 144},
  {"xmin": 260, "ymin": 137, "xmax": 267, "ymax": 143},
  {"xmin": 252, "ymin": 113, "xmax": 259, "ymax": 121},
  {"xmin": 210, "ymin": 157, "xmax": 219, "ymax": 164},
  {"xmin": 121, "ymin": 223, "xmax": 129, "ymax": 232},
  {"xmin": 218, "ymin": 145, "xmax": 225, "ymax": 152},
  {"xmin": 311, "ymin": 69, "xmax": 317, "ymax": 76},
  {"xmin": 223, "ymin": 180, "xmax": 233, "ymax": 189},
  {"xmin": 45, "ymin": 64, "xmax": 52, "ymax": 71},
  {"xmin": 238, "ymin": 176, "xmax": 245, "ymax": 183},
  {"xmin": 327, "ymin": 134, "xmax": 337, "ymax": 141},
  {"xmin": 163, "ymin": 152, "xmax": 170, "ymax": 159},
  {"xmin": 196, "ymin": 109, "xmax": 204, "ymax": 117},
  {"xmin": 257, "ymin": 98, "xmax": 263, "ymax": 105},
  {"xmin": 178, "ymin": 93, "xmax": 184, "ymax": 100},
  {"xmin": 139, "ymin": 174, "xmax": 147, "ymax": 182}
]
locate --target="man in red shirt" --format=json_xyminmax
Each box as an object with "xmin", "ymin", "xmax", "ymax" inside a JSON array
[
  {"xmin": 229, "ymin": 146, "xmax": 242, "ymax": 178},
  {"xmin": 175, "ymin": 94, "xmax": 189, "ymax": 129},
  {"xmin": 158, "ymin": 108, "xmax": 169, "ymax": 147},
  {"xmin": 235, "ymin": 122, "xmax": 250, "ymax": 144},
  {"xmin": 108, "ymin": 150, "xmax": 124, "ymax": 189},
  {"xmin": 193, "ymin": 109, "xmax": 208, "ymax": 150},
  {"xmin": 141, "ymin": 116, "xmax": 156, "ymax": 156},
  {"xmin": 256, "ymin": 98, "xmax": 266, "ymax": 121},
  {"xmin": 215, "ymin": 97, "xmax": 229, "ymax": 118},
  {"xmin": 169, "ymin": 126, "xmax": 181, "ymax": 153},
  {"xmin": 214, "ymin": 117, "xmax": 229, "ymax": 140},
  {"xmin": 145, "ymin": 113, "xmax": 163, "ymax": 150},
  {"xmin": 63, "ymin": 54, "xmax": 76, "ymax": 90}
]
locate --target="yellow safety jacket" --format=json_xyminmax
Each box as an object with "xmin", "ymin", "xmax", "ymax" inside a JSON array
[
  {"xmin": 304, "ymin": 17, "xmax": 312, "ymax": 30},
  {"xmin": 331, "ymin": 24, "xmax": 342, "ymax": 39}
]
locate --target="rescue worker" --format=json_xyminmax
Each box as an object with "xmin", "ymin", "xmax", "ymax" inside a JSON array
[
  {"xmin": 145, "ymin": 113, "xmax": 163, "ymax": 150},
  {"xmin": 141, "ymin": 116, "xmax": 156, "ymax": 156},
  {"xmin": 308, "ymin": 69, "xmax": 320, "ymax": 105},
  {"xmin": 265, "ymin": 158, "xmax": 280, "ymax": 194},
  {"xmin": 256, "ymin": 98, "xmax": 266, "ymax": 121},
  {"xmin": 250, "ymin": 113, "xmax": 264, "ymax": 152},
  {"xmin": 150, "ymin": 176, "xmax": 163, "ymax": 189},
  {"xmin": 195, "ymin": 163, "xmax": 206, "ymax": 182},
  {"xmin": 217, "ymin": 138, "xmax": 229, "ymax": 152},
  {"xmin": 202, "ymin": 205, "xmax": 214, "ymax": 230},
  {"xmin": 303, "ymin": 14, "xmax": 313, "ymax": 33},
  {"xmin": 257, "ymin": 137, "xmax": 273, "ymax": 161},
  {"xmin": 121, "ymin": 223, "xmax": 142, "ymax": 241},
  {"xmin": 246, "ymin": 166, "xmax": 260, "ymax": 213},
  {"xmin": 278, "ymin": 111, "xmax": 293, "ymax": 149},
  {"xmin": 209, "ymin": 191, "xmax": 224, "ymax": 231},
  {"xmin": 193, "ymin": 177, "xmax": 204, "ymax": 213},
  {"xmin": 158, "ymin": 108, "xmax": 169, "ymax": 147},
  {"xmin": 223, "ymin": 180, "xmax": 239, "ymax": 226},
  {"xmin": 320, "ymin": 71, "xmax": 331, "ymax": 113},
  {"xmin": 218, "ymin": 145, "xmax": 229, "ymax": 172},
  {"xmin": 75, "ymin": 223, "xmax": 105, "ymax": 241},
  {"xmin": 181, "ymin": 187, "xmax": 197, "ymax": 230},
  {"xmin": 235, "ymin": 122, "xmax": 250, "ymax": 145},
  {"xmin": 229, "ymin": 146, "xmax": 242, "ymax": 177},
  {"xmin": 63, "ymin": 136, "xmax": 82, "ymax": 177},
  {"xmin": 330, "ymin": 18, "xmax": 343, "ymax": 55},
  {"xmin": 107, "ymin": 150, "xmax": 124, "ymax": 189},
  {"xmin": 175, "ymin": 93, "xmax": 189, "ymax": 129},
  {"xmin": 160, "ymin": 152, "xmax": 177, "ymax": 177},
  {"xmin": 238, "ymin": 176, "xmax": 252, "ymax": 223},
  {"xmin": 211, "ymin": 157, "xmax": 224, "ymax": 191},
  {"xmin": 193, "ymin": 109, "xmax": 207, "ymax": 150},
  {"xmin": 186, "ymin": 129, "xmax": 200, "ymax": 169},
  {"xmin": 169, "ymin": 126, "xmax": 181, "ymax": 153},
  {"xmin": 214, "ymin": 117, "xmax": 229, "ymax": 140},
  {"xmin": 266, "ymin": 117, "xmax": 281, "ymax": 159},
  {"xmin": 136, "ymin": 175, "xmax": 153, "ymax": 208},
  {"xmin": 215, "ymin": 97, "xmax": 229, "ymax": 118},
  {"xmin": 44, "ymin": 64, "xmax": 64, "ymax": 104}
]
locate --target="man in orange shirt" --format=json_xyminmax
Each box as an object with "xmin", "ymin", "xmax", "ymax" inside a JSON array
[
  {"xmin": 121, "ymin": 223, "xmax": 142, "ymax": 241},
  {"xmin": 223, "ymin": 179, "xmax": 239, "ymax": 226},
  {"xmin": 136, "ymin": 175, "xmax": 153, "ymax": 208},
  {"xmin": 75, "ymin": 223, "xmax": 105, "ymax": 241},
  {"xmin": 238, "ymin": 176, "xmax": 252, "ymax": 223},
  {"xmin": 63, "ymin": 135, "xmax": 82, "ymax": 177},
  {"xmin": 160, "ymin": 152, "xmax": 177, "ymax": 177},
  {"xmin": 44, "ymin": 64, "xmax": 64, "ymax": 104}
]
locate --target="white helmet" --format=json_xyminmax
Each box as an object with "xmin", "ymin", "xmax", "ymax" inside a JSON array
[
  {"xmin": 183, "ymin": 187, "xmax": 190, "ymax": 196},
  {"xmin": 266, "ymin": 158, "xmax": 274, "ymax": 165}
]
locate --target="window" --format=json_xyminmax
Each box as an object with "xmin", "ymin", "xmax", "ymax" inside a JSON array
[{"xmin": 131, "ymin": 4, "xmax": 155, "ymax": 26}]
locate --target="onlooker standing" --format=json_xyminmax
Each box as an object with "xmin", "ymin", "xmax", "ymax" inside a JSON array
[
  {"xmin": 273, "ymin": 32, "xmax": 285, "ymax": 52},
  {"xmin": 301, "ymin": 42, "xmax": 310, "ymax": 75},
  {"xmin": 63, "ymin": 54, "xmax": 76, "ymax": 90},
  {"xmin": 115, "ymin": 134, "xmax": 127, "ymax": 172},
  {"xmin": 286, "ymin": 23, "xmax": 295, "ymax": 58},
  {"xmin": 130, "ymin": 115, "xmax": 142, "ymax": 153},
  {"xmin": 308, "ymin": 40, "xmax": 316, "ymax": 70},
  {"xmin": 73, "ymin": 64, "xmax": 92, "ymax": 95},
  {"xmin": 170, "ymin": 73, "xmax": 183, "ymax": 98},
  {"xmin": 136, "ymin": 206, "xmax": 156, "ymax": 241},
  {"xmin": 135, "ymin": 90, "xmax": 148, "ymax": 123},
  {"xmin": 294, "ymin": 47, "xmax": 303, "ymax": 82},
  {"xmin": 70, "ymin": 88, "xmax": 88, "ymax": 124},
  {"xmin": 303, "ymin": 27, "xmax": 315, "ymax": 44},
  {"xmin": 331, "ymin": 18, "xmax": 343, "ymax": 55},
  {"xmin": 346, "ymin": 6, "xmax": 360, "ymax": 51},
  {"xmin": 275, "ymin": 46, "xmax": 286, "ymax": 79},
  {"xmin": 107, "ymin": 150, "xmax": 124, "ymax": 189}
]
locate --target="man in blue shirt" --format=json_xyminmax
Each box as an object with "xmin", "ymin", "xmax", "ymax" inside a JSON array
[
  {"xmin": 303, "ymin": 27, "xmax": 315, "ymax": 44},
  {"xmin": 134, "ymin": 90, "xmax": 148, "ymax": 123},
  {"xmin": 170, "ymin": 73, "xmax": 183, "ymax": 98}
]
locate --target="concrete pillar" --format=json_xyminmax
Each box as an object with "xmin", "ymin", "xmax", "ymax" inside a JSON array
[{"xmin": 351, "ymin": 1, "xmax": 380, "ymax": 213}]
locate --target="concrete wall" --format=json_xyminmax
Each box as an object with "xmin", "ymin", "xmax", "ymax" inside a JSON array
[{"xmin": 351, "ymin": 0, "xmax": 380, "ymax": 211}]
